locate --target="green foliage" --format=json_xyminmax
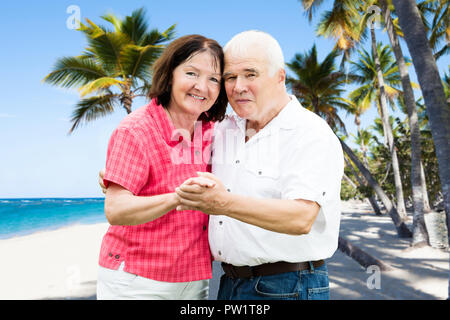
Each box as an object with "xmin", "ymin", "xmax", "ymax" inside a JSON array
[{"xmin": 43, "ymin": 7, "xmax": 175, "ymax": 133}]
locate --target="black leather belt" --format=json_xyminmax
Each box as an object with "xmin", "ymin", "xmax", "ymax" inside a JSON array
[{"xmin": 221, "ymin": 260, "xmax": 325, "ymax": 279}]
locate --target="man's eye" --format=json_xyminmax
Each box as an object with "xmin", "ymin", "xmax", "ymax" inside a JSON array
[
  {"xmin": 247, "ymin": 73, "xmax": 256, "ymax": 78},
  {"xmin": 225, "ymin": 76, "xmax": 236, "ymax": 81}
]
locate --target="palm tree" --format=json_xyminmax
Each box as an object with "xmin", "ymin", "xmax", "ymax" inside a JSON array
[
  {"xmin": 302, "ymin": 0, "xmax": 364, "ymax": 67},
  {"xmin": 352, "ymin": 129, "xmax": 373, "ymax": 165},
  {"xmin": 349, "ymin": 42, "xmax": 413, "ymax": 230},
  {"xmin": 391, "ymin": 0, "xmax": 450, "ymax": 297},
  {"xmin": 361, "ymin": 4, "xmax": 412, "ymax": 226},
  {"xmin": 417, "ymin": 0, "xmax": 450, "ymax": 61},
  {"xmin": 378, "ymin": 0, "xmax": 434, "ymax": 247},
  {"xmin": 287, "ymin": 43, "xmax": 412, "ymax": 237},
  {"xmin": 340, "ymin": 138, "xmax": 412, "ymax": 237},
  {"xmin": 286, "ymin": 45, "xmax": 352, "ymax": 133},
  {"xmin": 299, "ymin": 0, "xmax": 416, "ymax": 232},
  {"xmin": 350, "ymin": 127, "xmax": 382, "ymax": 215},
  {"xmin": 43, "ymin": 8, "xmax": 175, "ymax": 133}
]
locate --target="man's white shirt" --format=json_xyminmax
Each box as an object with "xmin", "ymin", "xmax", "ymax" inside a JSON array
[{"xmin": 209, "ymin": 95, "xmax": 344, "ymax": 266}]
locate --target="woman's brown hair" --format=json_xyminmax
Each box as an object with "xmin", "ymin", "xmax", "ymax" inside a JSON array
[{"xmin": 149, "ymin": 35, "xmax": 227, "ymax": 122}]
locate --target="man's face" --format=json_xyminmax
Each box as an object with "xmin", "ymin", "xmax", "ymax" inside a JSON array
[{"xmin": 223, "ymin": 49, "xmax": 281, "ymax": 121}]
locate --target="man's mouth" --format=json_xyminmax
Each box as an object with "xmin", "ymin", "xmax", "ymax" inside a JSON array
[{"xmin": 235, "ymin": 99, "xmax": 251, "ymax": 104}]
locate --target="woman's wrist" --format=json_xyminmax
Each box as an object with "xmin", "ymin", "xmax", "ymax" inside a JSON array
[{"xmin": 169, "ymin": 192, "xmax": 181, "ymax": 209}]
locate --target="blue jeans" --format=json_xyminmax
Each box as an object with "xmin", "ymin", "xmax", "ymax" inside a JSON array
[{"xmin": 217, "ymin": 261, "xmax": 329, "ymax": 300}]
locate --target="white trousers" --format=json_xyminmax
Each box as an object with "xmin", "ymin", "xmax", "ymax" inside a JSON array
[{"xmin": 97, "ymin": 262, "xmax": 209, "ymax": 300}]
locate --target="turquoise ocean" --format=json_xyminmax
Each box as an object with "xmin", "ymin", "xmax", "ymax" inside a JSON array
[{"xmin": 0, "ymin": 198, "xmax": 107, "ymax": 240}]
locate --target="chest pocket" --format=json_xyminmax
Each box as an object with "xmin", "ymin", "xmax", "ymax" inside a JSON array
[{"xmin": 243, "ymin": 134, "xmax": 280, "ymax": 179}]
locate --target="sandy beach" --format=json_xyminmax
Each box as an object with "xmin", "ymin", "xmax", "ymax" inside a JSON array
[{"xmin": 0, "ymin": 201, "xmax": 448, "ymax": 300}]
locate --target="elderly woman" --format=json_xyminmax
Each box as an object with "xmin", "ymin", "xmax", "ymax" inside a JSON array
[{"xmin": 96, "ymin": 35, "xmax": 227, "ymax": 300}]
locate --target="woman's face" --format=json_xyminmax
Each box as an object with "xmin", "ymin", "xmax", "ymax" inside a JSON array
[{"xmin": 168, "ymin": 50, "xmax": 222, "ymax": 117}]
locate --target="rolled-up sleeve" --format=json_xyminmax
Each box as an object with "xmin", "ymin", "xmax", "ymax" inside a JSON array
[{"xmin": 103, "ymin": 127, "xmax": 150, "ymax": 195}]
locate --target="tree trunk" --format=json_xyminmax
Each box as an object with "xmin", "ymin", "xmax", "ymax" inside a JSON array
[
  {"xmin": 391, "ymin": 0, "xmax": 450, "ymax": 299},
  {"xmin": 356, "ymin": 122, "xmax": 383, "ymax": 215},
  {"xmin": 343, "ymin": 173, "xmax": 358, "ymax": 189},
  {"xmin": 345, "ymin": 152, "xmax": 382, "ymax": 216},
  {"xmin": 121, "ymin": 85, "xmax": 133, "ymax": 114},
  {"xmin": 379, "ymin": 0, "xmax": 429, "ymax": 248},
  {"xmin": 370, "ymin": 27, "xmax": 409, "ymax": 222},
  {"xmin": 420, "ymin": 160, "xmax": 432, "ymax": 213},
  {"xmin": 340, "ymin": 138, "xmax": 412, "ymax": 238},
  {"xmin": 338, "ymin": 236, "xmax": 393, "ymax": 271}
]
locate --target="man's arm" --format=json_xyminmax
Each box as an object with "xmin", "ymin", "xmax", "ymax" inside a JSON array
[{"xmin": 176, "ymin": 172, "xmax": 320, "ymax": 236}]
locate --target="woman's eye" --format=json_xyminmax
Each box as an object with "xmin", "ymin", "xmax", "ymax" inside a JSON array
[
  {"xmin": 210, "ymin": 77, "xmax": 220, "ymax": 83},
  {"xmin": 186, "ymin": 72, "xmax": 197, "ymax": 77}
]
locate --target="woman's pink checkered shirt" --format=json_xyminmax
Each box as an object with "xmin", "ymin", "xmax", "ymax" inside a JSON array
[{"xmin": 99, "ymin": 99, "xmax": 214, "ymax": 282}]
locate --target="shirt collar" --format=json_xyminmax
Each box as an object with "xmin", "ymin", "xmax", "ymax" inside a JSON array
[
  {"xmin": 147, "ymin": 98, "xmax": 177, "ymax": 145},
  {"xmin": 148, "ymin": 98, "xmax": 214, "ymax": 147}
]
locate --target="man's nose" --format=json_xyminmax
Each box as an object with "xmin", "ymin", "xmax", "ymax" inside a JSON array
[{"xmin": 233, "ymin": 77, "xmax": 247, "ymax": 94}]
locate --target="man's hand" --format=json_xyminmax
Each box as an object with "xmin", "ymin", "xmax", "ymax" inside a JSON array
[
  {"xmin": 99, "ymin": 169, "xmax": 107, "ymax": 194},
  {"xmin": 175, "ymin": 172, "xmax": 230, "ymax": 215}
]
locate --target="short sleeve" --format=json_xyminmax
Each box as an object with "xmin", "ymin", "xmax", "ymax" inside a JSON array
[
  {"xmin": 280, "ymin": 131, "xmax": 344, "ymax": 207},
  {"xmin": 103, "ymin": 127, "xmax": 150, "ymax": 195}
]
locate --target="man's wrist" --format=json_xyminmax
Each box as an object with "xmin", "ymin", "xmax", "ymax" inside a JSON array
[{"xmin": 214, "ymin": 191, "xmax": 234, "ymax": 216}]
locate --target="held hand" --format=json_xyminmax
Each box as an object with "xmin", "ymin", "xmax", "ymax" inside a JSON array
[
  {"xmin": 175, "ymin": 172, "xmax": 229, "ymax": 215},
  {"xmin": 99, "ymin": 169, "xmax": 107, "ymax": 194}
]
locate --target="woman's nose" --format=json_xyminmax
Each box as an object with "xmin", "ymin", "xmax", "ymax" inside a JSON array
[{"xmin": 193, "ymin": 77, "xmax": 208, "ymax": 92}]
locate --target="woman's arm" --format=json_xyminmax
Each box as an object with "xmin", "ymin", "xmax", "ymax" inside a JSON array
[
  {"xmin": 99, "ymin": 170, "xmax": 216, "ymax": 226},
  {"xmin": 105, "ymin": 182, "xmax": 179, "ymax": 226}
]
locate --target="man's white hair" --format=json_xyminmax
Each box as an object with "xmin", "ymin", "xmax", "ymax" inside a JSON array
[{"xmin": 224, "ymin": 30, "xmax": 285, "ymax": 76}]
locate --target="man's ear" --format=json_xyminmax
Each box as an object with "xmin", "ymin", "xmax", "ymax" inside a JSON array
[{"xmin": 278, "ymin": 68, "xmax": 286, "ymax": 84}]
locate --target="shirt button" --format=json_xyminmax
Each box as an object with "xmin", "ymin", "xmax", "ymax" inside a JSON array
[
  {"xmin": 235, "ymin": 160, "xmax": 240, "ymax": 164},
  {"xmin": 258, "ymin": 171, "xmax": 262, "ymax": 175},
  {"xmin": 218, "ymin": 251, "xmax": 222, "ymax": 256},
  {"xmin": 108, "ymin": 252, "xmax": 112, "ymax": 257},
  {"xmin": 115, "ymin": 255, "xmax": 120, "ymax": 259},
  {"xmin": 195, "ymin": 150, "xmax": 200, "ymax": 156},
  {"xmin": 227, "ymin": 188, "xmax": 231, "ymax": 192},
  {"xmin": 203, "ymin": 225, "xmax": 207, "ymax": 231},
  {"xmin": 219, "ymin": 221, "xmax": 223, "ymax": 225}
]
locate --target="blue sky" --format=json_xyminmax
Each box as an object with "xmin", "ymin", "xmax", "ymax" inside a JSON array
[{"xmin": 0, "ymin": 0, "xmax": 448, "ymax": 198}]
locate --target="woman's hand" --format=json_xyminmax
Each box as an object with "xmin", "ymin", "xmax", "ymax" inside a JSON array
[
  {"xmin": 175, "ymin": 172, "xmax": 230, "ymax": 215},
  {"xmin": 99, "ymin": 169, "xmax": 107, "ymax": 194}
]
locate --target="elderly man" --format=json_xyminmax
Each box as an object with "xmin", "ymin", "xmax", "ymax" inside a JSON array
[{"xmin": 175, "ymin": 30, "xmax": 344, "ymax": 300}]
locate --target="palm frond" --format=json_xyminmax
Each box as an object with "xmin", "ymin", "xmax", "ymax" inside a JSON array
[
  {"xmin": 121, "ymin": 44, "xmax": 164, "ymax": 80},
  {"xmin": 78, "ymin": 77, "xmax": 125, "ymax": 97},
  {"xmin": 69, "ymin": 94, "xmax": 119, "ymax": 134},
  {"xmin": 43, "ymin": 56, "xmax": 106, "ymax": 88},
  {"xmin": 121, "ymin": 7, "xmax": 149, "ymax": 45}
]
